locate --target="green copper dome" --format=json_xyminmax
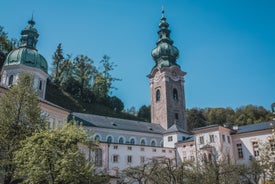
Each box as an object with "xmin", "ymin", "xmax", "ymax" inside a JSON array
[
  {"xmin": 3, "ymin": 18, "xmax": 48, "ymax": 73},
  {"xmin": 151, "ymin": 8, "xmax": 179, "ymax": 68}
]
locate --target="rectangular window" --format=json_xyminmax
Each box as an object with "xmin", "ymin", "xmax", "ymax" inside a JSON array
[
  {"xmin": 113, "ymin": 155, "xmax": 119, "ymax": 163},
  {"xmin": 199, "ymin": 136, "xmax": 204, "ymax": 144},
  {"xmin": 113, "ymin": 145, "xmax": 118, "ymax": 149},
  {"xmin": 153, "ymin": 148, "xmax": 156, "ymax": 152},
  {"xmin": 237, "ymin": 144, "xmax": 244, "ymax": 159},
  {"xmin": 169, "ymin": 150, "xmax": 173, "ymax": 153},
  {"xmin": 127, "ymin": 155, "xmax": 132, "ymax": 163},
  {"xmin": 175, "ymin": 113, "xmax": 179, "ymax": 120},
  {"xmin": 252, "ymin": 142, "xmax": 259, "ymax": 157},
  {"xmin": 222, "ymin": 134, "xmax": 226, "ymax": 142},
  {"xmin": 128, "ymin": 146, "xmax": 132, "ymax": 150},
  {"xmin": 209, "ymin": 135, "xmax": 215, "ymax": 143},
  {"xmin": 270, "ymin": 139, "xmax": 275, "ymax": 154},
  {"xmin": 140, "ymin": 156, "xmax": 145, "ymax": 163},
  {"xmin": 162, "ymin": 149, "xmax": 166, "ymax": 153},
  {"xmin": 140, "ymin": 147, "xmax": 145, "ymax": 151},
  {"xmin": 95, "ymin": 148, "xmax": 103, "ymax": 167},
  {"xmin": 168, "ymin": 136, "xmax": 173, "ymax": 142},
  {"xmin": 227, "ymin": 136, "xmax": 231, "ymax": 143}
]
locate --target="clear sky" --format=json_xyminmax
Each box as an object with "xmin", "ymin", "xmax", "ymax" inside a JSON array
[{"xmin": 1, "ymin": 0, "xmax": 275, "ymax": 111}]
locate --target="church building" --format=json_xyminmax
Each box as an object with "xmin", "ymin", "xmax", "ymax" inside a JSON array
[{"xmin": 0, "ymin": 9, "xmax": 274, "ymax": 184}]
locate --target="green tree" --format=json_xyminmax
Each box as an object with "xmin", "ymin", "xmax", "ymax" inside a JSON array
[
  {"xmin": 93, "ymin": 55, "xmax": 120, "ymax": 98},
  {"xmin": 204, "ymin": 107, "xmax": 235, "ymax": 126},
  {"xmin": 235, "ymin": 105, "xmax": 271, "ymax": 125},
  {"xmin": 14, "ymin": 122, "xmax": 95, "ymax": 184},
  {"xmin": 109, "ymin": 96, "xmax": 124, "ymax": 113},
  {"xmin": 186, "ymin": 108, "xmax": 207, "ymax": 131},
  {"xmin": 0, "ymin": 72, "xmax": 46, "ymax": 184},
  {"xmin": 0, "ymin": 26, "xmax": 13, "ymax": 68},
  {"xmin": 73, "ymin": 55, "xmax": 96, "ymax": 98},
  {"xmin": 137, "ymin": 105, "xmax": 151, "ymax": 122},
  {"xmin": 51, "ymin": 43, "xmax": 64, "ymax": 85}
]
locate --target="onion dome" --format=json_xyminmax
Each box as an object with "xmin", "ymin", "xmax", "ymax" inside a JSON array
[
  {"xmin": 151, "ymin": 8, "xmax": 179, "ymax": 68},
  {"xmin": 3, "ymin": 18, "xmax": 48, "ymax": 73}
]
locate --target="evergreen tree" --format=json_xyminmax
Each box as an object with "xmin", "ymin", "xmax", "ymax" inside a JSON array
[
  {"xmin": 51, "ymin": 43, "xmax": 64, "ymax": 86},
  {"xmin": 73, "ymin": 55, "xmax": 96, "ymax": 98},
  {"xmin": 0, "ymin": 72, "xmax": 46, "ymax": 184}
]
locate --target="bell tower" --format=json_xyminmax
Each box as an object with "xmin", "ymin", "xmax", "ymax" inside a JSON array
[{"xmin": 148, "ymin": 8, "xmax": 187, "ymax": 130}]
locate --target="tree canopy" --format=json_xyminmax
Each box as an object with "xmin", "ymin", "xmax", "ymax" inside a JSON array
[
  {"xmin": 14, "ymin": 122, "xmax": 95, "ymax": 184},
  {"xmin": 0, "ymin": 72, "xmax": 47, "ymax": 184}
]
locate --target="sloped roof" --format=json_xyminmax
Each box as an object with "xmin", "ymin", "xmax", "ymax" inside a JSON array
[
  {"xmin": 70, "ymin": 112, "xmax": 165, "ymax": 134},
  {"xmin": 192, "ymin": 124, "xmax": 219, "ymax": 131},
  {"xmin": 235, "ymin": 121, "xmax": 275, "ymax": 134},
  {"xmin": 163, "ymin": 124, "xmax": 189, "ymax": 134},
  {"xmin": 177, "ymin": 136, "xmax": 194, "ymax": 143}
]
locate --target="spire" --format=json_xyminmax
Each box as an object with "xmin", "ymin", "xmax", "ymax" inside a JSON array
[
  {"xmin": 151, "ymin": 8, "xmax": 179, "ymax": 68},
  {"xmin": 20, "ymin": 16, "xmax": 39, "ymax": 49}
]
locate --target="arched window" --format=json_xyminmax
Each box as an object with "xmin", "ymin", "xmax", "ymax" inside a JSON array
[
  {"xmin": 141, "ymin": 139, "xmax": 146, "ymax": 145},
  {"xmin": 8, "ymin": 75, "xmax": 13, "ymax": 86},
  {"xmin": 119, "ymin": 137, "xmax": 124, "ymax": 144},
  {"xmin": 151, "ymin": 140, "xmax": 156, "ymax": 147},
  {"xmin": 160, "ymin": 141, "xmax": 164, "ymax": 147},
  {"xmin": 94, "ymin": 135, "xmax": 100, "ymax": 141},
  {"xmin": 156, "ymin": 89, "xmax": 160, "ymax": 102},
  {"xmin": 95, "ymin": 148, "xmax": 103, "ymax": 167},
  {"xmin": 173, "ymin": 88, "xmax": 178, "ymax": 100},
  {"xmin": 130, "ymin": 138, "xmax": 135, "ymax": 145},
  {"xmin": 107, "ymin": 136, "xmax": 112, "ymax": 143}
]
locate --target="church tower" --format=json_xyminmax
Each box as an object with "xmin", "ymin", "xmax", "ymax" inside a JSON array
[
  {"xmin": 148, "ymin": 9, "xmax": 187, "ymax": 130},
  {"xmin": 1, "ymin": 18, "xmax": 48, "ymax": 99}
]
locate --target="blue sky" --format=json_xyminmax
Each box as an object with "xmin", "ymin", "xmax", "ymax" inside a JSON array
[{"xmin": 1, "ymin": 0, "xmax": 275, "ymax": 110}]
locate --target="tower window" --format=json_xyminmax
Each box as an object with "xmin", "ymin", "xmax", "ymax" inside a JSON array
[
  {"xmin": 130, "ymin": 138, "xmax": 135, "ymax": 145},
  {"xmin": 175, "ymin": 113, "xmax": 179, "ymax": 120},
  {"xmin": 173, "ymin": 88, "xmax": 178, "ymax": 100},
  {"xmin": 8, "ymin": 75, "xmax": 14, "ymax": 86},
  {"xmin": 156, "ymin": 89, "xmax": 160, "ymax": 102},
  {"xmin": 39, "ymin": 80, "xmax": 43, "ymax": 90},
  {"xmin": 151, "ymin": 140, "xmax": 156, "ymax": 147}
]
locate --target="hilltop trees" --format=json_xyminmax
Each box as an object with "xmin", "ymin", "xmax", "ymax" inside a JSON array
[
  {"xmin": 50, "ymin": 44, "xmax": 124, "ymax": 113},
  {"xmin": 187, "ymin": 105, "xmax": 272, "ymax": 131}
]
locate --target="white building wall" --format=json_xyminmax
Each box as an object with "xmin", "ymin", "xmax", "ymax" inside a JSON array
[{"xmin": 232, "ymin": 131, "xmax": 272, "ymax": 165}]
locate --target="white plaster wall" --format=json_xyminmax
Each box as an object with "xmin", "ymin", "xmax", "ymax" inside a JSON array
[{"xmin": 232, "ymin": 133, "xmax": 271, "ymax": 165}]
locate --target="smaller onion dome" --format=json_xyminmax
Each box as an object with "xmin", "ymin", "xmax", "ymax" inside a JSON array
[
  {"xmin": 4, "ymin": 47, "xmax": 48, "ymax": 73},
  {"xmin": 3, "ymin": 18, "xmax": 48, "ymax": 74},
  {"xmin": 151, "ymin": 8, "xmax": 180, "ymax": 68}
]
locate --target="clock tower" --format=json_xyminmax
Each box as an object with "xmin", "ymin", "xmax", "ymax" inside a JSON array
[{"xmin": 148, "ymin": 9, "xmax": 187, "ymax": 130}]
